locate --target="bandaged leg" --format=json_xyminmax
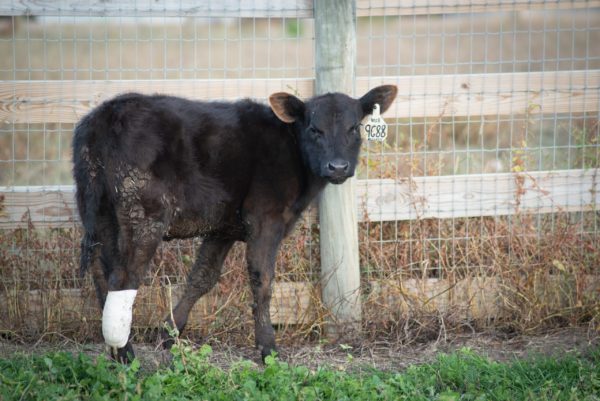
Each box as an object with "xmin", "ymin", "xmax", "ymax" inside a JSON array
[{"xmin": 102, "ymin": 289, "xmax": 138, "ymax": 348}]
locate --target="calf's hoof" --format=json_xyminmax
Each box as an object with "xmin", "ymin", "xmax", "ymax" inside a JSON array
[
  {"xmin": 159, "ymin": 327, "xmax": 178, "ymax": 350},
  {"xmin": 109, "ymin": 342, "xmax": 135, "ymax": 364},
  {"xmin": 260, "ymin": 345, "xmax": 278, "ymax": 364}
]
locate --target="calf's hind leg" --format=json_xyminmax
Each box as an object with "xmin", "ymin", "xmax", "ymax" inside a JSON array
[
  {"xmin": 102, "ymin": 212, "xmax": 165, "ymax": 363},
  {"xmin": 161, "ymin": 238, "xmax": 235, "ymax": 348},
  {"xmin": 85, "ymin": 212, "xmax": 137, "ymax": 362}
]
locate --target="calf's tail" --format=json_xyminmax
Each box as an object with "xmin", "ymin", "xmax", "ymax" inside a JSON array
[{"xmin": 72, "ymin": 114, "xmax": 106, "ymax": 277}]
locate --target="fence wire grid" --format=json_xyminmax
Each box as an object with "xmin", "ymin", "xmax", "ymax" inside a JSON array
[{"xmin": 0, "ymin": 1, "xmax": 599, "ymax": 340}]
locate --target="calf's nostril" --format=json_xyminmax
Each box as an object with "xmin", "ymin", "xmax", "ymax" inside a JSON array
[{"xmin": 327, "ymin": 160, "xmax": 350, "ymax": 173}]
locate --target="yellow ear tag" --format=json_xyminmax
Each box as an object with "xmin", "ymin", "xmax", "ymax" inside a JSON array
[{"xmin": 361, "ymin": 103, "xmax": 388, "ymax": 141}]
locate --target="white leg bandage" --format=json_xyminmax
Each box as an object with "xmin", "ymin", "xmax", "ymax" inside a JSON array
[{"xmin": 102, "ymin": 290, "xmax": 138, "ymax": 348}]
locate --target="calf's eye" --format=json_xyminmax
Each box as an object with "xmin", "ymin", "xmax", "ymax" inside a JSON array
[
  {"xmin": 308, "ymin": 125, "xmax": 322, "ymax": 137},
  {"xmin": 349, "ymin": 124, "xmax": 361, "ymax": 136}
]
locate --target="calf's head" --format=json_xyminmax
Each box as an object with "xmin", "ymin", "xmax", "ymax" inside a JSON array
[{"xmin": 269, "ymin": 85, "xmax": 397, "ymax": 184}]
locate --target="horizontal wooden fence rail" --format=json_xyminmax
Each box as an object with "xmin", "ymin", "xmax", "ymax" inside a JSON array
[
  {"xmin": 2, "ymin": 169, "xmax": 598, "ymax": 229},
  {"xmin": 355, "ymin": 0, "xmax": 600, "ymax": 15},
  {"xmin": 1, "ymin": 70, "xmax": 598, "ymax": 124},
  {"xmin": 2, "ymin": 275, "xmax": 599, "ymax": 328},
  {"xmin": 0, "ymin": 78, "xmax": 314, "ymax": 124},
  {"xmin": 2, "ymin": 0, "xmax": 598, "ymax": 18},
  {"xmin": 359, "ymin": 169, "xmax": 600, "ymax": 221}
]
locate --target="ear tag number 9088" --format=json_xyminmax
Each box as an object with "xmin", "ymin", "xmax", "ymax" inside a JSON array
[{"xmin": 362, "ymin": 103, "xmax": 388, "ymax": 142}]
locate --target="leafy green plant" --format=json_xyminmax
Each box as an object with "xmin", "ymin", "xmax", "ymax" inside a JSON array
[
  {"xmin": 1, "ymin": 345, "xmax": 599, "ymax": 401},
  {"xmin": 284, "ymin": 19, "xmax": 303, "ymax": 38}
]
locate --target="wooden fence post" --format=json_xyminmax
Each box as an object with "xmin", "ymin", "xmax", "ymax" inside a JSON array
[{"xmin": 314, "ymin": 0, "xmax": 362, "ymax": 337}]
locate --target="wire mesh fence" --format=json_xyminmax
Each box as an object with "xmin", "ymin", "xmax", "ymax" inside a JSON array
[
  {"xmin": 357, "ymin": 5, "xmax": 600, "ymax": 281},
  {"xmin": 0, "ymin": 1, "xmax": 599, "ymax": 342}
]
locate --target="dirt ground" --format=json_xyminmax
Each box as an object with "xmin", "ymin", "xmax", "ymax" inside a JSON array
[{"xmin": 1, "ymin": 326, "xmax": 598, "ymax": 373}]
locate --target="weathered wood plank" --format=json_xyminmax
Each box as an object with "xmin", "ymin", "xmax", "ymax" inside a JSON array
[
  {"xmin": 0, "ymin": 78, "xmax": 315, "ymax": 124},
  {"xmin": 0, "ymin": 282, "xmax": 317, "ymax": 329},
  {"xmin": 366, "ymin": 278, "xmax": 479, "ymax": 320},
  {"xmin": 357, "ymin": 169, "xmax": 600, "ymax": 221},
  {"xmin": 0, "ymin": 0, "xmax": 314, "ymax": 18},
  {"xmin": 1, "ymin": 169, "xmax": 598, "ymax": 229},
  {"xmin": 357, "ymin": 70, "xmax": 600, "ymax": 119},
  {"xmin": 0, "ymin": 185, "xmax": 78, "ymax": 229},
  {"xmin": 164, "ymin": 281, "xmax": 317, "ymax": 328},
  {"xmin": 356, "ymin": 0, "xmax": 600, "ymax": 16},
  {"xmin": 3, "ymin": 276, "xmax": 598, "ymax": 331},
  {"xmin": 2, "ymin": 0, "xmax": 597, "ymax": 17},
  {"xmin": 364, "ymin": 274, "xmax": 600, "ymax": 321},
  {"xmin": 1, "ymin": 70, "xmax": 597, "ymax": 124}
]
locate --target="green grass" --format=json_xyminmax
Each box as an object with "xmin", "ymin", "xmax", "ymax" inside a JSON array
[{"xmin": 1, "ymin": 345, "xmax": 599, "ymax": 401}]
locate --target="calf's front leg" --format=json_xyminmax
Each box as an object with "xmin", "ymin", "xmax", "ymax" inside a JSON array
[
  {"xmin": 161, "ymin": 238, "xmax": 235, "ymax": 348},
  {"xmin": 245, "ymin": 222, "xmax": 284, "ymax": 362}
]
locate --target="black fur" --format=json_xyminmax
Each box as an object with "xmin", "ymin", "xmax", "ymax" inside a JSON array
[{"xmin": 73, "ymin": 86, "xmax": 397, "ymax": 362}]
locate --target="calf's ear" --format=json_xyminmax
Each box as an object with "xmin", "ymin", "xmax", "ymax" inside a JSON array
[
  {"xmin": 269, "ymin": 92, "xmax": 305, "ymax": 123},
  {"xmin": 359, "ymin": 85, "xmax": 398, "ymax": 116}
]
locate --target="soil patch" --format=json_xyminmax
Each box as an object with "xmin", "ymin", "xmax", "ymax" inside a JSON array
[{"xmin": 1, "ymin": 326, "xmax": 597, "ymax": 373}]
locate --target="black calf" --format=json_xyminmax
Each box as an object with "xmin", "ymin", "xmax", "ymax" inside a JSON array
[{"xmin": 73, "ymin": 85, "xmax": 397, "ymax": 362}]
